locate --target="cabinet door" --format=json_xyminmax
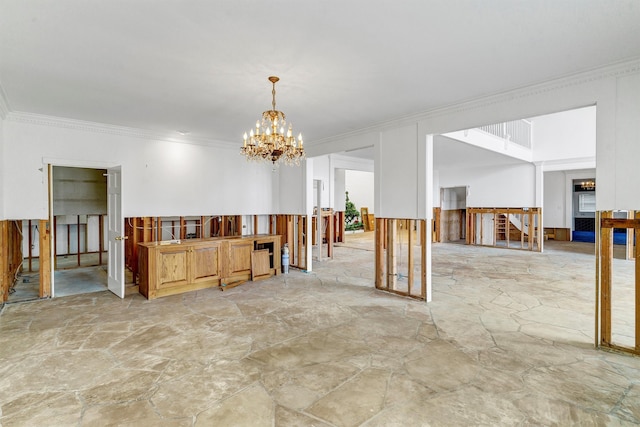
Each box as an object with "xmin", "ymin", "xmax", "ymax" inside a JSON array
[
  {"xmin": 228, "ymin": 240, "xmax": 253, "ymax": 275},
  {"xmin": 191, "ymin": 244, "xmax": 220, "ymax": 283},
  {"xmin": 157, "ymin": 246, "xmax": 189, "ymax": 289}
]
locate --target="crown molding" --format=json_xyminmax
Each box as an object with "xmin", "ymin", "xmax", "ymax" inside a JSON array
[
  {"xmin": 535, "ymin": 157, "xmax": 596, "ymax": 172},
  {"xmin": 5, "ymin": 111, "xmax": 237, "ymax": 149},
  {"xmin": 0, "ymin": 80, "xmax": 10, "ymax": 119},
  {"xmin": 310, "ymin": 57, "xmax": 640, "ymax": 148}
]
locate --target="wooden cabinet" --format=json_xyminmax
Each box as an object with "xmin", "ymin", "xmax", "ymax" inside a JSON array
[
  {"xmin": 225, "ymin": 239, "xmax": 253, "ymax": 280},
  {"xmin": 138, "ymin": 235, "xmax": 280, "ymax": 299}
]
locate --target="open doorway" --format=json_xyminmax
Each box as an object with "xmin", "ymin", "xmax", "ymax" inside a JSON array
[
  {"xmin": 50, "ymin": 166, "xmax": 109, "ymax": 297},
  {"xmin": 438, "ymin": 186, "xmax": 467, "ymax": 243}
]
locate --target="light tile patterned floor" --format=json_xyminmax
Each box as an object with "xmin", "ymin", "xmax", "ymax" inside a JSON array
[{"xmin": 0, "ymin": 238, "xmax": 639, "ymax": 426}]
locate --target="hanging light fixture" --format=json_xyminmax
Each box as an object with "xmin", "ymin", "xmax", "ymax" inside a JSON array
[
  {"xmin": 241, "ymin": 76, "xmax": 305, "ymax": 166},
  {"xmin": 581, "ymin": 180, "xmax": 596, "ymax": 190}
]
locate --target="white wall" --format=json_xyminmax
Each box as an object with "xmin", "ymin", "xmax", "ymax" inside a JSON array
[
  {"xmin": 2, "ymin": 116, "xmax": 278, "ymax": 220},
  {"xmin": 345, "ymin": 170, "xmax": 374, "ymax": 215},
  {"xmin": 532, "ymin": 106, "xmax": 596, "ymax": 162},
  {"xmin": 310, "ymin": 60, "xmax": 640, "ymax": 213},
  {"xmin": 441, "ymin": 187, "xmax": 466, "ymax": 210},
  {"xmin": 311, "ymin": 155, "xmax": 331, "ymax": 208},
  {"xmin": 543, "ymin": 171, "xmax": 567, "ymax": 227},
  {"xmin": 438, "ymin": 163, "xmax": 536, "ymax": 207},
  {"xmin": 334, "ymin": 169, "xmax": 346, "ymax": 211},
  {"xmin": 377, "ymin": 124, "xmax": 420, "ymax": 218},
  {"xmin": 0, "ymin": 116, "xmax": 4, "ymax": 218},
  {"xmin": 277, "ymin": 158, "xmax": 310, "ymax": 215},
  {"xmin": 612, "ymin": 72, "xmax": 640, "ymax": 210}
]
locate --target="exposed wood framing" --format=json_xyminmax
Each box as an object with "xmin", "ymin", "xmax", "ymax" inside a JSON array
[
  {"xmin": 466, "ymin": 207, "xmax": 542, "ymax": 252},
  {"xmin": 627, "ymin": 211, "xmax": 636, "ymax": 260},
  {"xmin": 297, "ymin": 216, "xmax": 304, "ymax": 268},
  {"xmin": 0, "ymin": 221, "xmax": 9, "ymax": 302},
  {"xmin": 375, "ymin": 218, "xmax": 427, "ymax": 301},
  {"xmin": 311, "ymin": 210, "xmax": 334, "ymax": 260},
  {"xmin": 433, "ymin": 207, "xmax": 441, "ymax": 243},
  {"xmin": 28, "ymin": 220, "xmax": 33, "ymax": 271},
  {"xmin": 39, "ymin": 219, "xmax": 51, "ymax": 298},
  {"xmin": 0, "ymin": 221, "xmax": 24, "ymax": 303},
  {"xmin": 334, "ymin": 211, "xmax": 345, "ymax": 243},
  {"xmin": 597, "ymin": 210, "xmax": 640, "ymax": 356},
  {"xmin": 375, "ymin": 218, "xmax": 385, "ymax": 288}
]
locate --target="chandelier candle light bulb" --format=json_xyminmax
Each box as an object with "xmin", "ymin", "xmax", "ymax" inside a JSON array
[{"xmin": 240, "ymin": 76, "xmax": 305, "ymax": 166}]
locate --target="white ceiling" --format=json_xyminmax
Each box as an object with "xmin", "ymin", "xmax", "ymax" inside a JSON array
[{"xmin": 1, "ymin": 1, "xmax": 640, "ymax": 145}]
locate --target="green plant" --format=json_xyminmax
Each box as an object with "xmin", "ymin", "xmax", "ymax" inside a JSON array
[{"xmin": 345, "ymin": 191, "xmax": 360, "ymax": 225}]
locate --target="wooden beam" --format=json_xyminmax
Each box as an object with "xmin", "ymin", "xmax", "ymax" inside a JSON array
[
  {"xmin": 141, "ymin": 217, "xmax": 152, "ymax": 242},
  {"xmin": 421, "ymin": 220, "xmax": 427, "ymax": 300},
  {"xmin": 466, "ymin": 211, "xmax": 473, "ymax": 245},
  {"xmin": 77, "ymin": 215, "xmax": 81, "ymax": 266},
  {"xmin": 157, "ymin": 217, "xmax": 163, "ymax": 241},
  {"xmin": 180, "ymin": 217, "xmax": 186, "ymax": 240},
  {"xmin": 39, "ymin": 220, "xmax": 52, "ymax": 298},
  {"xmin": 98, "ymin": 215, "xmax": 104, "ymax": 265},
  {"xmin": 537, "ymin": 210, "xmax": 543, "ymax": 252},
  {"xmin": 387, "ymin": 219, "xmax": 397, "ymax": 291},
  {"xmin": 528, "ymin": 212, "xmax": 534, "ymax": 251},
  {"xmin": 408, "ymin": 219, "xmax": 414, "ymax": 295},
  {"xmin": 636, "ymin": 211, "xmax": 640, "ymax": 351},
  {"xmin": 506, "ymin": 213, "xmax": 510, "ymax": 248},
  {"xmin": 601, "ymin": 218, "xmax": 640, "ymax": 229},
  {"xmin": 297, "ymin": 215, "xmax": 304, "ymax": 268},
  {"xmin": 27, "ymin": 220, "xmax": 33, "ymax": 272},
  {"xmin": 375, "ymin": 218, "xmax": 385, "ymax": 289},
  {"xmin": 236, "ymin": 215, "xmax": 243, "ymax": 236},
  {"xmin": 132, "ymin": 218, "xmax": 143, "ymax": 284},
  {"xmin": 600, "ymin": 211, "xmax": 613, "ymax": 346},
  {"xmin": 327, "ymin": 211, "xmax": 334, "ymax": 259},
  {"xmin": 595, "ymin": 211, "xmax": 601, "ymax": 349},
  {"xmin": 627, "ymin": 211, "xmax": 635, "ymax": 261},
  {"xmin": 0, "ymin": 221, "xmax": 8, "ymax": 302}
]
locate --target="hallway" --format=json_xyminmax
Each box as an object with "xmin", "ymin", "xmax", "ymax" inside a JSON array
[{"xmin": 0, "ymin": 240, "xmax": 638, "ymax": 426}]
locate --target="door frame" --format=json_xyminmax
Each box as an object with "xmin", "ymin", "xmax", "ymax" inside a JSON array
[{"xmin": 44, "ymin": 158, "xmax": 122, "ymax": 298}]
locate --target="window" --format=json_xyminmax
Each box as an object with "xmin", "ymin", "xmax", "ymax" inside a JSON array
[{"xmin": 579, "ymin": 193, "xmax": 596, "ymax": 213}]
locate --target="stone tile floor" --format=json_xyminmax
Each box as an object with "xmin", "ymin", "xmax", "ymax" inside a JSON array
[{"xmin": 1, "ymin": 238, "xmax": 639, "ymax": 426}]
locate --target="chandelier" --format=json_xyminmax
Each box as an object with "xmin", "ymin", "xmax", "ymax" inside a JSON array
[
  {"xmin": 581, "ymin": 180, "xmax": 596, "ymax": 190},
  {"xmin": 241, "ymin": 76, "xmax": 305, "ymax": 166}
]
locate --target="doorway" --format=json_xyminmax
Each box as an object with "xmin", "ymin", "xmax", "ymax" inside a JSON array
[
  {"xmin": 438, "ymin": 186, "xmax": 467, "ymax": 243},
  {"xmin": 50, "ymin": 166, "xmax": 109, "ymax": 297}
]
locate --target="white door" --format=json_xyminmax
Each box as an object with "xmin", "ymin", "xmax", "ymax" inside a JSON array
[{"xmin": 107, "ymin": 166, "xmax": 125, "ymax": 298}]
